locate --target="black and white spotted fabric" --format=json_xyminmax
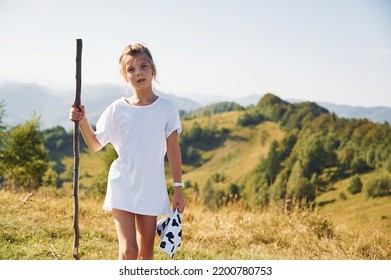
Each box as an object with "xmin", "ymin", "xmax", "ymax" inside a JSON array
[{"xmin": 156, "ymin": 209, "xmax": 182, "ymax": 258}]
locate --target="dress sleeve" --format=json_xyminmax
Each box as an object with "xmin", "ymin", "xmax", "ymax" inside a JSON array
[
  {"xmin": 165, "ymin": 102, "xmax": 182, "ymax": 138},
  {"xmin": 95, "ymin": 104, "xmax": 114, "ymax": 147}
]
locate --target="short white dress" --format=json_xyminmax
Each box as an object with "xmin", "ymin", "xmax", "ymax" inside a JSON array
[{"xmin": 95, "ymin": 96, "xmax": 182, "ymax": 216}]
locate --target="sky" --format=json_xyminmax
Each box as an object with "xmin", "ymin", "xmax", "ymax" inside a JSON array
[{"xmin": 0, "ymin": 0, "xmax": 390, "ymax": 107}]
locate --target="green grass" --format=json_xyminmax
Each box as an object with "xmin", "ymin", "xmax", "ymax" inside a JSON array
[{"xmin": 60, "ymin": 150, "xmax": 105, "ymax": 190}]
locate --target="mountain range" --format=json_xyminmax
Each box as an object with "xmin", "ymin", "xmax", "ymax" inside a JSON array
[{"xmin": 1, "ymin": 82, "xmax": 390, "ymax": 130}]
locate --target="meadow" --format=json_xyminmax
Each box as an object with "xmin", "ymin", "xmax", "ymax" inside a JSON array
[{"xmin": 1, "ymin": 184, "xmax": 390, "ymax": 260}]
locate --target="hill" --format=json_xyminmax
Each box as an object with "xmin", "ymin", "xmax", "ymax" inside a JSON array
[
  {"xmin": 190, "ymin": 94, "xmax": 391, "ymax": 124},
  {"xmin": 184, "ymin": 94, "xmax": 390, "ymax": 233},
  {"xmin": 181, "ymin": 112, "xmax": 286, "ymax": 189}
]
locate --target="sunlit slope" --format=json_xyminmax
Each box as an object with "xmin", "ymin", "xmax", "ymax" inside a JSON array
[{"xmin": 180, "ymin": 111, "xmax": 285, "ymax": 189}]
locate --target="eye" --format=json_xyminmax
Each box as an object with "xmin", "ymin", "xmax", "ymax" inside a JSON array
[
  {"xmin": 127, "ymin": 67, "xmax": 135, "ymax": 73},
  {"xmin": 141, "ymin": 64, "xmax": 149, "ymax": 69}
]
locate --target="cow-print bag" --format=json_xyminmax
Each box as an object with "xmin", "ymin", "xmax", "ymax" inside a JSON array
[{"xmin": 156, "ymin": 209, "xmax": 182, "ymax": 258}]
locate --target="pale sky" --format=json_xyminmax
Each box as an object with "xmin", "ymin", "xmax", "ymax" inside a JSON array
[{"xmin": 1, "ymin": 0, "xmax": 390, "ymax": 107}]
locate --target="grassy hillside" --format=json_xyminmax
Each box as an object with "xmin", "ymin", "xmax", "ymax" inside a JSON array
[
  {"xmin": 1, "ymin": 102, "xmax": 390, "ymax": 260},
  {"xmin": 316, "ymin": 170, "xmax": 391, "ymax": 234},
  {"xmin": 181, "ymin": 111, "xmax": 285, "ymax": 190},
  {"xmin": 59, "ymin": 150, "xmax": 106, "ymax": 194}
]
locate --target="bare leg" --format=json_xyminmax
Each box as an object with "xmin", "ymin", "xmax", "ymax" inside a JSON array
[
  {"xmin": 136, "ymin": 214, "xmax": 157, "ymax": 260},
  {"xmin": 112, "ymin": 209, "xmax": 138, "ymax": 260}
]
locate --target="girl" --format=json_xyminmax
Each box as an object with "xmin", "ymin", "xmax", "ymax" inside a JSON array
[{"xmin": 69, "ymin": 43, "xmax": 185, "ymax": 260}]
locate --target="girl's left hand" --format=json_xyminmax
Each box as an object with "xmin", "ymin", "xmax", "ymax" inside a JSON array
[{"xmin": 173, "ymin": 188, "xmax": 185, "ymax": 213}]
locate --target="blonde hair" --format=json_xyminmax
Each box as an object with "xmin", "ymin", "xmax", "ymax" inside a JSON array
[{"xmin": 119, "ymin": 43, "xmax": 157, "ymax": 81}]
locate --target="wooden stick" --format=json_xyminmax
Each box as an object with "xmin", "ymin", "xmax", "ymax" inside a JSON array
[{"xmin": 72, "ymin": 38, "xmax": 82, "ymax": 260}]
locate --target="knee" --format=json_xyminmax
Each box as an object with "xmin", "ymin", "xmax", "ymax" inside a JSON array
[{"xmin": 120, "ymin": 242, "xmax": 138, "ymax": 260}]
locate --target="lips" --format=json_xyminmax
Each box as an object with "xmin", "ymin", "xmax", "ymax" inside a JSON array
[{"xmin": 137, "ymin": 78, "xmax": 145, "ymax": 83}]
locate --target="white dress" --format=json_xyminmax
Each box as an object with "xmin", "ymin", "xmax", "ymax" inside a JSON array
[{"xmin": 95, "ymin": 96, "xmax": 182, "ymax": 216}]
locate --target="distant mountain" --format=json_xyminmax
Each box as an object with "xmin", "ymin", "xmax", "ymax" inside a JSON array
[
  {"xmin": 1, "ymin": 82, "xmax": 390, "ymax": 129},
  {"xmin": 317, "ymin": 102, "xmax": 391, "ymax": 124},
  {"xmin": 235, "ymin": 95, "xmax": 263, "ymax": 107},
  {"xmin": 183, "ymin": 93, "xmax": 262, "ymax": 107},
  {"xmin": 0, "ymin": 82, "xmax": 200, "ymax": 130},
  {"xmin": 0, "ymin": 82, "xmax": 64, "ymax": 129},
  {"xmin": 286, "ymin": 98, "xmax": 391, "ymax": 124}
]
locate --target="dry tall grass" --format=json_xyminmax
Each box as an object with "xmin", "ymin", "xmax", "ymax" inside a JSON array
[{"xmin": 1, "ymin": 187, "xmax": 390, "ymax": 260}]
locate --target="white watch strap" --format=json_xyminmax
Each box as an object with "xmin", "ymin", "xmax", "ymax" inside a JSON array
[{"xmin": 173, "ymin": 182, "xmax": 184, "ymax": 187}]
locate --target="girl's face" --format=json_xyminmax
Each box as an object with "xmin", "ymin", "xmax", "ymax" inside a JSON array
[{"xmin": 124, "ymin": 54, "xmax": 154, "ymax": 89}]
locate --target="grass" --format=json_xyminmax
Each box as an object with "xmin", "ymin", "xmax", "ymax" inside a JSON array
[
  {"xmin": 60, "ymin": 149, "xmax": 105, "ymax": 190},
  {"xmin": 182, "ymin": 111, "xmax": 285, "ymax": 189},
  {"xmin": 316, "ymin": 171, "xmax": 391, "ymax": 235},
  {"xmin": 1, "ymin": 187, "xmax": 390, "ymax": 260}
]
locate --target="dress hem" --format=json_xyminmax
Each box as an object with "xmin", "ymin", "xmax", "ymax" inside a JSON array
[{"xmin": 102, "ymin": 205, "xmax": 170, "ymax": 217}]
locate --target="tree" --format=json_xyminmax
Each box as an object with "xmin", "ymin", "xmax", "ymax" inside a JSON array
[
  {"xmin": 338, "ymin": 147, "xmax": 355, "ymax": 171},
  {"xmin": 270, "ymin": 168, "xmax": 289, "ymax": 201},
  {"xmin": 237, "ymin": 111, "xmax": 266, "ymax": 127},
  {"xmin": 257, "ymin": 140, "xmax": 281, "ymax": 185},
  {"xmin": 202, "ymin": 179, "xmax": 215, "ymax": 208},
  {"xmin": 302, "ymin": 139, "xmax": 327, "ymax": 177},
  {"xmin": 1, "ymin": 117, "xmax": 49, "ymax": 189},
  {"xmin": 286, "ymin": 160, "xmax": 315, "ymax": 202}
]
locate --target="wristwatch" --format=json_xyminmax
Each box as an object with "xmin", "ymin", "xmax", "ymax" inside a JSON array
[{"xmin": 172, "ymin": 182, "xmax": 184, "ymax": 187}]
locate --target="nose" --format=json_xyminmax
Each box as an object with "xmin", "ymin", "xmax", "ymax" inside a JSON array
[{"xmin": 135, "ymin": 67, "xmax": 143, "ymax": 76}]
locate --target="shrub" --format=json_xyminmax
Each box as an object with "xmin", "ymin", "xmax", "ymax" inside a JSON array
[
  {"xmin": 339, "ymin": 192, "xmax": 347, "ymax": 200},
  {"xmin": 211, "ymin": 172, "xmax": 226, "ymax": 183},
  {"xmin": 364, "ymin": 175, "xmax": 391, "ymax": 199},
  {"xmin": 347, "ymin": 174, "xmax": 363, "ymax": 194},
  {"xmin": 237, "ymin": 111, "xmax": 265, "ymax": 126}
]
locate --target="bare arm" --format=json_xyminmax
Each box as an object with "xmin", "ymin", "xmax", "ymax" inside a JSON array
[
  {"xmin": 166, "ymin": 130, "xmax": 185, "ymax": 213},
  {"xmin": 69, "ymin": 105, "xmax": 103, "ymax": 152}
]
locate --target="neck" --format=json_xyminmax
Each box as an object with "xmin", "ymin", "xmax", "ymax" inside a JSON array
[{"xmin": 129, "ymin": 86, "xmax": 157, "ymax": 106}]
